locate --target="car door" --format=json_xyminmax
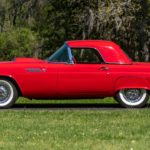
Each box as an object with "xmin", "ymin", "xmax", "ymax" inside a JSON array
[{"xmin": 58, "ymin": 48, "xmax": 113, "ymax": 98}]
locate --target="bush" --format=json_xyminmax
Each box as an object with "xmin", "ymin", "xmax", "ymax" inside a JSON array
[{"xmin": 0, "ymin": 28, "xmax": 38, "ymax": 60}]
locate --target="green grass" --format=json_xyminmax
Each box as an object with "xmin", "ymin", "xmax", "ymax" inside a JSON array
[
  {"xmin": 0, "ymin": 98, "xmax": 150, "ymax": 150},
  {"xmin": 16, "ymin": 97, "xmax": 116, "ymax": 104}
]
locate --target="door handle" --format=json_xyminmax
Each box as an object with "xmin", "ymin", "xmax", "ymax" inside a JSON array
[{"xmin": 99, "ymin": 66, "xmax": 109, "ymax": 71}]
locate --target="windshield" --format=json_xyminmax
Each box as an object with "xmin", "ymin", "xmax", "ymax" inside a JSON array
[{"xmin": 47, "ymin": 44, "xmax": 69, "ymax": 63}]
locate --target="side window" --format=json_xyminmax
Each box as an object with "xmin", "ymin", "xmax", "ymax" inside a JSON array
[{"xmin": 71, "ymin": 48, "xmax": 104, "ymax": 64}]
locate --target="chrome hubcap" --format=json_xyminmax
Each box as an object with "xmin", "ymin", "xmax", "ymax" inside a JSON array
[
  {"xmin": 123, "ymin": 89, "xmax": 143, "ymax": 103},
  {"xmin": 0, "ymin": 85, "xmax": 10, "ymax": 103}
]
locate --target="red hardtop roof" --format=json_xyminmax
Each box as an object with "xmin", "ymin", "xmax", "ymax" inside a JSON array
[
  {"xmin": 66, "ymin": 40, "xmax": 132, "ymax": 64},
  {"xmin": 66, "ymin": 40, "xmax": 118, "ymax": 47}
]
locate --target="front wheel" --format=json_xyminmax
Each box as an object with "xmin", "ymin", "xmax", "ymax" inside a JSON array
[
  {"xmin": 0, "ymin": 79, "xmax": 18, "ymax": 108},
  {"xmin": 115, "ymin": 89, "xmax": 149, "ymax": 108}
]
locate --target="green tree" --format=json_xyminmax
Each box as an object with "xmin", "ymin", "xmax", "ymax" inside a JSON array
[{"xmin": 0, "ymin": 0, "xmax": 149, "ymax": 61}]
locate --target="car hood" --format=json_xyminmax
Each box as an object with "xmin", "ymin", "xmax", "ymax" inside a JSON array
[{"xmin": 13, "ymin": 57, "xmax": 44, "ymax": 63}]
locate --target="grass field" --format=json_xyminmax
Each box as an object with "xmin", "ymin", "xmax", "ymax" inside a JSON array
[
  {"xmin": 16, "ymin": 97, "xmax": 117, "ymax": 104},
  {"xmin": 0, "ymin": 98, "xmax": 150, "ymax": 150}
]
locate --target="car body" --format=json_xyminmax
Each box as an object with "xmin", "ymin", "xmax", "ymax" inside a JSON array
[{"xmin": 0, "ymin": 40, "xmax": 150, "ymax": 108}]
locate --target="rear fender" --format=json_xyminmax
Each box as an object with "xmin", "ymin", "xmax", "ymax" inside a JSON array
[{"xmin": 114, "ymin": 77, "xmax": 150, "ymax": 94}]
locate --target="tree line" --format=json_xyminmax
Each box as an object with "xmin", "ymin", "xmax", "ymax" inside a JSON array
[{"xmin": 0, "ymin": 0, "xmax": 149, "ymax": 61}]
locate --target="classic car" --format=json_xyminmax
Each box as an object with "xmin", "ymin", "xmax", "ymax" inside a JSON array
[{"xmin": 0, "ymin": 40, "xmax": 149, "ymax": 108}]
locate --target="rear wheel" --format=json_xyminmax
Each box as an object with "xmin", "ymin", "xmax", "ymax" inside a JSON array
[
  {"xmin": 115, "ymin": 89, "xmax": 149, "ymax": 108},
  {"xmin": 0, "ymin": 79, "xmax": 18, "ymax": 108}
]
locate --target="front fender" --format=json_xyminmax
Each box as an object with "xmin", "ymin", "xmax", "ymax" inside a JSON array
[
  {"xmin": 114, "ymin": 76, "xmax": 150, "ymax": 93},
  {"xmin": 0, "ymin": 75, "xmax": 23, "ymax": 96}
]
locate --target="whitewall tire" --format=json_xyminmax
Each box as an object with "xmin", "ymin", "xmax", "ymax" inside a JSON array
[
  {"xmin": 116, "ymin": 89, "xmax": 149, "ymax": 108},
  {"xmin": 0, "ymin": 79, "xmax": 18, "ymax": 108}
]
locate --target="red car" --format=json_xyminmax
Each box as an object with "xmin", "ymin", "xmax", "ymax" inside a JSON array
[{"xmin": 0, "ymin": 40, "xmax": 149, "ymax": 108}]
